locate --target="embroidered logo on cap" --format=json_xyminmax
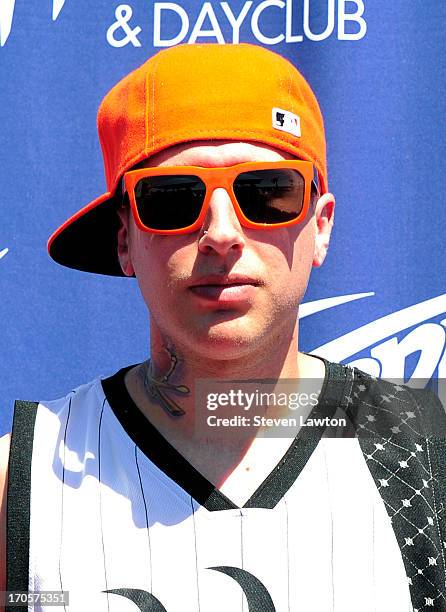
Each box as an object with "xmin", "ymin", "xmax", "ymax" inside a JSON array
[{"xmin": 272, "ymin": 108, "xmax": 301, "ymax": 137}]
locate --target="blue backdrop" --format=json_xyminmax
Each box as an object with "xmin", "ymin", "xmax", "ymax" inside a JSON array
[{"xmin": 1, "ymin": 1, "xmax": 445, "ymax": 434}]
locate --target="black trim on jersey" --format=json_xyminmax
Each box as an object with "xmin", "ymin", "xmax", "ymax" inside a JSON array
[
  {"xmin": 6, "ymin": 400, "xmax": 38, "ymax": 612},
  {"xmin": 245, "ymin": 359, "xmax": 350, "ymax": 509},
  {"xmin": 102, "ymin": 365, "xmax": 234, "ymax": 511},
  {"xmin": 101, "ymin": 358, "xmax": 350, "ymax": 511}
]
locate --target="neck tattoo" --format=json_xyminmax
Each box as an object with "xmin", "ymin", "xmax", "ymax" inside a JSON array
[{"xmin": 142, "ymin": 347, "xmax": 190, "ymax": 418}]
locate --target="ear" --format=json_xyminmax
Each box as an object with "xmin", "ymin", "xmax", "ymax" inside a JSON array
[
  {"xmin": 117, "ymin": 206, "xmax": 135, "ymax": 277},
  {"xmin": 312, "ymin": 193, "xmax": 335, "ymax": 268}
]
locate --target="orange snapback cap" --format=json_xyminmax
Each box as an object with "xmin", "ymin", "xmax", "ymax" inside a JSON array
[{"xmin": 48, "ymin": 43, "xmax": 328, "ymax": 276}]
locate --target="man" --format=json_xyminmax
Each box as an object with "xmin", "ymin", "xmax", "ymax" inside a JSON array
[{"xmin": 1, "ymin": 43, "xmax": 446, "ymax": 611}]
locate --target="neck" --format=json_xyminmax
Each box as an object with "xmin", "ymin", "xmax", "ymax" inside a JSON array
[
  {"xmin": 148, "ymin": 312, "xmax": 301, "ymax": 403},
  {"xmin": 127, "ymin": 312, "xmax": 325, "ymax": 433},
  {"xmin": 123, "ymin": 313, "xmax": 326, "ymax": 487}
]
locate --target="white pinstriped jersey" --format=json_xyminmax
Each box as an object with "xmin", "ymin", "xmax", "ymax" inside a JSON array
[{"xmin": 14, "ymin": 358, "xmax": 446, "ymax": 610}]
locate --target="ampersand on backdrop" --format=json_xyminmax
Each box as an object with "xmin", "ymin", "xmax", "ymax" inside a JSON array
[{"xmin": 106, "ymin": 4, "xmax": 142, "ymax": 47}]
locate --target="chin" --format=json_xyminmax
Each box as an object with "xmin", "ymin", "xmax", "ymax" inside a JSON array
[
  {"xmin": 187, "ymin": 316, "xmax": 269, "ymax": 360},
  {"xmin": 192, "ymin": 338, "xmax": 257, "ymax": 362}
]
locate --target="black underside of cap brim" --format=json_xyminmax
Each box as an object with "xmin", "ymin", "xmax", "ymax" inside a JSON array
[{"xmin": 49, "ymin": 195, "xmax": 126, "ymax": 276}]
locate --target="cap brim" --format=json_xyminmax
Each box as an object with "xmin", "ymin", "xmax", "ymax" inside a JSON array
[{"xmin": 48, "ymin": 192, "xmax": 126, "ymax": 276}]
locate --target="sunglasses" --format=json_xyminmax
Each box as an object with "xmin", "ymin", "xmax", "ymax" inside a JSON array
[{"xmin": 122, "ymin": 160, "xmax": 319, "ymax": 235}]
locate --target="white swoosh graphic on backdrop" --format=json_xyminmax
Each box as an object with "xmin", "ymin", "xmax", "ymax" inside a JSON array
[
  {"xmin": 52, "ymin": 0, "xmax": 66, "ymax": 21},
  {"xmin": 0, "ymin": 248, "xmax": 9, "ymax": 260},
  {"xmin": 310, "ymin": 293, "xmax": 446, "ymax": 362},
  {"xmin": 300, "ymin": 292, "xmax": 374, "ymax": 317},
  {"xmin": 1, "ymin": 0, "xmax": 65, "ymax": 45},
  {"xmin": 0, "ymin": 0, "xmax": 15, "ymax": 47}
]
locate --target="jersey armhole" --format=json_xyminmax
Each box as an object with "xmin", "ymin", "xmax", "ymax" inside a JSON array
[{"xmin": 5, "ymin": 400, "xmax": 38, "ymax": 610}]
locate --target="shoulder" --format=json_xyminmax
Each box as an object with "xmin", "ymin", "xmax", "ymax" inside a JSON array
[
  {"xmin": 321, "ymin": 359, "xmax": 446, "ymax": 435},
  {"xmin": 41, "ymin": 376, "xmax": 108, "ymax": 410},
  {"xmin": 341, "ymin": 364, "xmax": 446, "ymax": 436},
  {"xmin": 0, "ymin": 377, "xmax": 108, "ymax": 600},
  {"xmin": 17, "ymin": 377, "xmax": 112, "ymax": 431}
]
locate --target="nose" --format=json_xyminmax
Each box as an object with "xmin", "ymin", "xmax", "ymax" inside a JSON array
[{"xmin": 198, "ymin": 188, "xmax": 246, "ymax": 256}]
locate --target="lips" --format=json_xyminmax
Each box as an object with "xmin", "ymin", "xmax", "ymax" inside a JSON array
[
  {"xmin": 188, "ymin": 274, "xmax": 260, "ymax": 303},
  {"xmin": 190, "ymin": 274, "xmax": 260, "ymax": 288}
]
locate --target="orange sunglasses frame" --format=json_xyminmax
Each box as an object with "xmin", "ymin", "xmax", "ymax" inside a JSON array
[{"xmin": 122, "ymin": 160, "xmax": 316, "ymax": 235}]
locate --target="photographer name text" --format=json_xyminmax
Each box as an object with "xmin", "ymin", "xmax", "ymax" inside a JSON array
[{"xmin": 207, "ymin": 415, "xmax": 347, "ymax": 427}]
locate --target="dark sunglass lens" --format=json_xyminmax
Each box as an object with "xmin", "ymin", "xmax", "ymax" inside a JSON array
[
  {"xmin": 234, "ymin": 169, "xmax": 305, "ymax": 224},
  {"xmin": 134, "ymin": 175, "xmax": 206, "ymax": 230}
]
